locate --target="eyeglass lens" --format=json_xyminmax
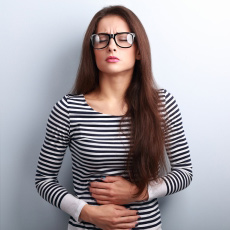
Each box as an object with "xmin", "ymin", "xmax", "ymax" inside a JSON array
[{"xmin": 91, "ymin": 33, "xmax": 134, "ymax": 49}]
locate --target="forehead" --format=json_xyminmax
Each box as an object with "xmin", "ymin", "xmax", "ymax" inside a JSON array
[{"xmin": 96, "ymin": 15, "xmax": 131, "ymax": 33}]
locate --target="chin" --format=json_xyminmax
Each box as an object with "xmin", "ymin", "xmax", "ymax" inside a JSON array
[{"xmin": 98, "ymin": 66, "xmax": 134, "ymax": 74}]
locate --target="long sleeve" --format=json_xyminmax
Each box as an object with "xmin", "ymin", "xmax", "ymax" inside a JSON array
[
  {"xmin": 147, "ymin": 89, "xmax": 193, "ymax": 200},
  {"xmin": 35, "ymin": 95, "xmax": 87, "ymax": 222}
]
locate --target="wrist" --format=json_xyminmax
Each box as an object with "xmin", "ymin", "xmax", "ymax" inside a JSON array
[
  {"xmin": 132, "ymin": 184, "xmax": 149, "ymax": 202},
  {"xmin": 79, "ymin": 204, "xmax": 96, "ymax": 223},
  {"xmin": 141, "ymin": 185, "xmax": 149, "ymax": 201}
]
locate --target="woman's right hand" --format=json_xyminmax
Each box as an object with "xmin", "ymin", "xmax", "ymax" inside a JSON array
[{"xmin": 80, "ymin": 204, "xmax": 140, "ymax": 230}]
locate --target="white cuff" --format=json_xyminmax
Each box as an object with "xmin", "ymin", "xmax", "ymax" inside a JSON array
[
  {"xmin": 147, "ymin": 178, "xmax": 167, "ymax": 201},
  {"xmin": 60, "ymin": 194, "xmax": 87, "ymax": 223}
]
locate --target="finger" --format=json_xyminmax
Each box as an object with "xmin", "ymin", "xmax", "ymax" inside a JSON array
[
  {"xmin": 90, "ymin": 187, "xmax": 109, "ymax": 196},
  {"xmin": 95, "ymin": 199, "xmax": 112, "ymax": 205},
  {"xmin": 90, "ymin": 181, "xmax": 110, "ymax": 189},
  {"xmin": 104, "ymin": 175, "xmax": 122, "ymax": 182},
  {"xmin": 114, "ymin": 205, "xmax": 127, "ymax": 210},
  {"xmin": 118, "ymin": 214, "xmax": 139, "ymax": 222},
  {"xmin": 96, "ymin": 199, "xmax": 123, "ymax": 205},
  {"xmin": 92, "ymin": 193, "xmax": 109, "ymax": 201},
  {"xmin": 119, "ymin": 209, "xmax": 138, "ymax": 217}
]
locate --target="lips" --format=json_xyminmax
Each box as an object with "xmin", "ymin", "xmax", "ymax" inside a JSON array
[{"xmin": 106, "ymin": 56, "xmax": 120, "ymax": 62}]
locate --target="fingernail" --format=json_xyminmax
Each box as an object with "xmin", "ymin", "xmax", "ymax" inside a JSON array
[{"xmin": 101, "ymin": 176, "xmax": 106, "ymax": 180}]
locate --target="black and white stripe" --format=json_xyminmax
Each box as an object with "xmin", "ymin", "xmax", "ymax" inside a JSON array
[
  {"xmin": 35, "ymin": 89, "xmax": 193, "ymax": 229},
  {"xmin": 161, "ymin": 91, "xmax": 193, "ymax": 195}
]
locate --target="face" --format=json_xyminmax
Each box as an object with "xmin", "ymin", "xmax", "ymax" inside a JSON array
[{"xmin": 93, "ymin": 15, "xmax": 140, "ymax": 76}]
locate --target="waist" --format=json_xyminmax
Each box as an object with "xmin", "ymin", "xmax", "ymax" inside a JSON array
[{"xmin": 68, "ymin": 198, "xmax": 162, "ymax": 229}]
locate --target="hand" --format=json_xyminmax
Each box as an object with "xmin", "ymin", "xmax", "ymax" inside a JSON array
[
  {"xmin": 80, "ymin": 203, "xmax": 140, "ymax": 230},
  {"xmin": 89, "ymin": 176, "xmax": 148, "ymax": 205}
]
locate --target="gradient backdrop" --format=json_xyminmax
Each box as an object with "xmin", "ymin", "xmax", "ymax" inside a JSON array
[{"xmin": 1, "ymin": 0, "xmax": 230, "ymax": 229}]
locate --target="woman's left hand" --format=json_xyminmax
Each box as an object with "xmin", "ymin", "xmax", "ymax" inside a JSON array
[{"xmin": 89, "ymin": 176, "xmax": 147, "ymax": 205}]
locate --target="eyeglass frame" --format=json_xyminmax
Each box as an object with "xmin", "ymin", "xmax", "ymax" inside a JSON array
[{"xmin": 90, "ymin": 32, "xmax": 136, "ymax": 49}]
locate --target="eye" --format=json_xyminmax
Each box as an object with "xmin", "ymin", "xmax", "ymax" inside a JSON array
[
  {"xmin": 116, "ymin": 34, "xmax": 133, "ymax": 44},
  {"xmin": 119, "ymin": 37, "xmax": 127, "ymax": 41},
  {"xmin": 117, "ymin": 34, "xmax": 127, "ymax": 41},
  {"xmin": 94, "ymin": 34, "xmax": 108, "ymax": 43},
  {"xmin": 99, "ymin": 39, "xmax": 108, "ymax": 43}
]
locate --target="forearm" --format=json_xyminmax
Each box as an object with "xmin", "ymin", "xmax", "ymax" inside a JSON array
[
  {"xmin": 147, "ymin": 178, "xmax": 167, "ymax": 200},
  {"xmin": 131, "ymin": 178, "xmax": 167, "ymax": 202},
  {"xmin": 60, "ymin": 194, "xmax": 88, "ymax": 223}
]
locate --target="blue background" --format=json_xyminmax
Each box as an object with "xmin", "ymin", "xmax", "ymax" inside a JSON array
[{"xmin": 1, "ymin": 0, "xmax": 230, "ymax": 229}]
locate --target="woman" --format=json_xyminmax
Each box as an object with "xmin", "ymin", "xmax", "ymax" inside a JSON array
[{"xmin": 35, "ymin": 5, "xmax": 193, "ymax": 230}]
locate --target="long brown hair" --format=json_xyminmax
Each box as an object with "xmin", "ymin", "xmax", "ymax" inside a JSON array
[{"xmin": 71, "ymin": 5, "xmax": 167, "ymax": 199}]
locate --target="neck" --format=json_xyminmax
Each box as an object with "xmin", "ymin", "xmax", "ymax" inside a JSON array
[{"xmin": 96, "ymin": 71, "xmax": 133, "ymax": 102}]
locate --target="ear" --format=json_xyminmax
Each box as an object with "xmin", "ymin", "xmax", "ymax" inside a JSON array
[{"xmin": 135, "ymin": 48, "xmax": 141, "ymax": 60}]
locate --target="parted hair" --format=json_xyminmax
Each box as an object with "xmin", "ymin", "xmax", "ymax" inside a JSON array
[{"xmin": 71, "ymin": 5, "xmax": 167, "ymax": 199}]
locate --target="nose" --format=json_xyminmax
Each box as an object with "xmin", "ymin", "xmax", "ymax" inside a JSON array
[{"xmin": 107, "ymin": 37, "xmax": 117, "ymax": 50}]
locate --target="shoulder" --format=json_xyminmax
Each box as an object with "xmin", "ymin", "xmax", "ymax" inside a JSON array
[
  {"xmin": 157, "ymin": 88, "xmax": 182, "ymax": 121},
  {"xmin": 56, "ymin": 93, "xmax": 84, "ymax": 106},
  {"xmin": 157, "ymin": 88, "xmax": 177, "ymax": 105},
  {"xmin": 50, "ymin": 94, "xmax": 84, "ymax": 114},
  {"xmin": 157, "ymin": 88, "xmax": 184, "ymax": 126}
]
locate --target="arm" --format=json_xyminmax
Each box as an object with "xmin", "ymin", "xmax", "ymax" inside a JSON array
[
  {"xmin": 35, "ymin": 95, "xmax": 87, "ymax": 222},
  {"xmin": 147, "ymin": 89, "xmax": 193, "ymax": 201},
  {"xmin": 89, "ymin": 89, "xmax": 193, "ymax": 203}
]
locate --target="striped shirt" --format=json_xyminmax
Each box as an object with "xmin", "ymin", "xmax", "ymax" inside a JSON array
[{"xmin": 35, "ymin": 89, "xmax": 193, "ymax": 229}]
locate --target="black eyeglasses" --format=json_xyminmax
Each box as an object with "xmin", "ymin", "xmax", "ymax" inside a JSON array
[{"xmin": 90, "ymin": 32, "xmax": 136, "ymax": 49}]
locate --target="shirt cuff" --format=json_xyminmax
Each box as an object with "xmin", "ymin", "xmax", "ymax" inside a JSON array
[
  {"xmin": 60, "ymin": 194, "xmax": 88, "ymax": 223},
  {"xmin": 147, "ymin": 178, "xmax": 167, "ymax": 201}
]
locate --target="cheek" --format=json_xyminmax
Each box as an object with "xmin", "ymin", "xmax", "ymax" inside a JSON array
[
  {"xmin": 125, "ymin": 49, "xmax": 137, "ymax": 64},
  {"xmin": 94, "ymin": 52, "xmax": 104, "ymax": 66}
]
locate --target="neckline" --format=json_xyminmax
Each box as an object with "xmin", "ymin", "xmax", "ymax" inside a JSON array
[{"xmin": 81, "ymin": 94, "xmax": 124, "ymax": 117}]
